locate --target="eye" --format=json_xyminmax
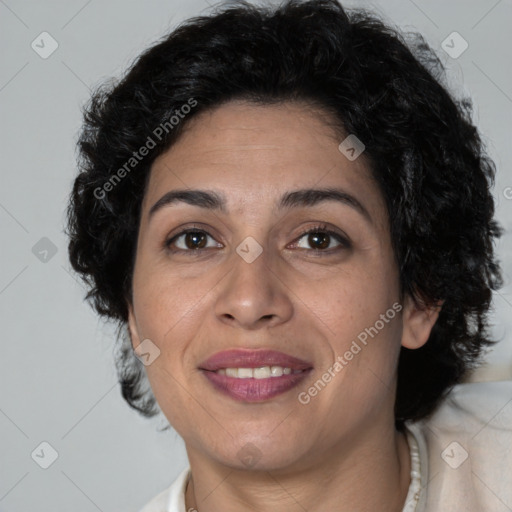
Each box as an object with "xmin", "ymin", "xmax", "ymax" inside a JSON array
[
  {"xmin": 165, "ymin": 227, "xmax": 221, "ymax": 253},
  {"xmin": 292, "ymin": 224, "xmax": 350, "ymax": 252}
]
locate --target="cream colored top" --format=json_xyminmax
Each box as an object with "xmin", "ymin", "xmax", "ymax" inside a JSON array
[{"xmin": 139, "ymin": 380, "xmax": 512, "ymax": 512}]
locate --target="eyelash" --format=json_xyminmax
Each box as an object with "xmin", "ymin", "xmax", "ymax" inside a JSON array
[
  {"xmin": 164, "ymin": 223, "xmax": 351, "ymax": 255},
  {"xmin": 293, "ymin": 224, "xmax": 351, "ymax": 252}
]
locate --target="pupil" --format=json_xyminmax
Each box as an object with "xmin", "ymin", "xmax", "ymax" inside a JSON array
[
  {"xmin": 309, "ymin": 232, "xmax": 329, "ymax": 249},
  {"xmin": 186, "ymin": 231, "xmax": 206, "ymax": 249}
]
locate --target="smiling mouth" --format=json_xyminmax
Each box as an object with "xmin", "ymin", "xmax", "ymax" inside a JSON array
[{"xmin": 198, "ymin": 348, "xmax": 313, "ymax": 402}]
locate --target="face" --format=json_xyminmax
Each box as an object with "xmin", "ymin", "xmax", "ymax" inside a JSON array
[{"xmin": 128, "ymin": 100, "xmax": 438, "ymax": 472}]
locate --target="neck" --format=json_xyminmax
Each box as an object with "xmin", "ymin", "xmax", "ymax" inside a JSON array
[{"xmin": 184, "ymin": 423, "xmax": 411, "ymax": 512}]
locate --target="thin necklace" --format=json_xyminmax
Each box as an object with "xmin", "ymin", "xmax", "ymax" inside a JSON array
[
  {"xmin": 185, "ymin": 475, "xmax": 197, "ymax": 511},
  {"xmin": 401, "ymin": 427, "xmax": 422, "ymax": 512}
]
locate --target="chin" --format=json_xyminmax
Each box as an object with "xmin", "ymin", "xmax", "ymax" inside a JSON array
[{"xmin": 208, "ymin": 435, "xmax": 311, "ymax": 473}]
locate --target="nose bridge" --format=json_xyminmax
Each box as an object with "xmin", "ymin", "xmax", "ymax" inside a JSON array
[{"xmin": 214, "ymin": 236, "xmax": 293, "ymax": 328}]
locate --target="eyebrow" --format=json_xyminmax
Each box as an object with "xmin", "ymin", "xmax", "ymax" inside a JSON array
[{"xmin": 148, "ymin": 187, "xmax": 372, "ymax": 223}]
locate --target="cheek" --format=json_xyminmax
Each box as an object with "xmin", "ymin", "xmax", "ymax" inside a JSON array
[
  {"xmin": 132, "ymin": 272, "xmax": 210, "ymax": 429},
  {"xmin": 130, "ymin": 261, "xmax": 215, "ymax": 393},
  {"xmin": 132, "ymin": 257, "xmax": 213, "ymax": 335},
  {"xmin": 294, "ymin": 256, "xmax": 399, "ymax": 339},
  {"xmin": 296, "ymin": 255, "xmax": 402, "ymax": 396}
]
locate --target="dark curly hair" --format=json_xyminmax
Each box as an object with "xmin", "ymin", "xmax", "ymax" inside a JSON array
[{"xmin": 66, "ymin": 0, "xmax": 503, "ymax": 428}]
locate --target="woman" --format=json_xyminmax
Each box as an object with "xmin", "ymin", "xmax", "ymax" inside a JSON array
[{"xmin": 66, "ymin": 1, "xmax": 511, "ymax": 510}]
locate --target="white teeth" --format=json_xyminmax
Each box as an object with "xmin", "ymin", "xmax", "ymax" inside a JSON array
[
  {"xmin": 237, "ymin": 368, "xmax": 253, "ymax": 379},
  {"xmin": 254, "ymin": 366, "xmax": 271, "ymax": 379},
  {"xmin": 215, "ymin": 366, "xmax": 302, "ymax": 378},
  {"xmin": 225, "ymin": 368, "xmax": 238, "ymax": 377}
]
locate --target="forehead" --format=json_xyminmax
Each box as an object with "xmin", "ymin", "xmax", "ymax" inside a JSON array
[{"xmin": 142, "ymin": 100, "xmax": 384, "ymax": 223}]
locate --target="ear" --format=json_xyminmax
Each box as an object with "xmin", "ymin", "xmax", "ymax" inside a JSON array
[
  {"xmin": 401, "ymin": 294, "xmax": 443, "ymax": 349},
  {"xmin": 127, "ymin": 303, "xmax": 141, "ymax": 350}
]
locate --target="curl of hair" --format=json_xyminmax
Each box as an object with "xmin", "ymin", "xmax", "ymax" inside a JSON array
[{"xmin": 66, "ymin": 0, "xmax": 503, "ymax": 427}]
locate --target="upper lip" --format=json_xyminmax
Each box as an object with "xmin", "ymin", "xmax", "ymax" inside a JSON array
[{"xmin": 199, "ymin": 349, "xmax": 313, "ymax": 371}]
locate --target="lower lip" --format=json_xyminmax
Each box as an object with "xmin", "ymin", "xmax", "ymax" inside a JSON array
[{"xmin": 201, "ymin": 369, "xmax": 312, "ymax": 402}]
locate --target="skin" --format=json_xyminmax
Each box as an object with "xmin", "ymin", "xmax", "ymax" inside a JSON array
[{"xmin": 127, "ymin": 100, "xmax": 440, "ymax": 512}]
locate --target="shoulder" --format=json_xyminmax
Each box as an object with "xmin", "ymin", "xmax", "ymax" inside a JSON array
[
  {"xmin": 138, "ymin": 467, "xmax": 190, "ymax": 512},
  {"xmin": 407, "ymin": 380, "xmax": 512, "ymax": 512}
]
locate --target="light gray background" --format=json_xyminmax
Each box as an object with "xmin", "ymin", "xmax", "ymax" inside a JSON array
[{"xmin": 1, "ymin": 0, "xmax": 511, "ymax": 511}]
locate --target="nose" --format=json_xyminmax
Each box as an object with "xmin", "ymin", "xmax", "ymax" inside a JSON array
[{"xmin": 213, "ymin": 246, "xmax": 294, "ymax": 330}]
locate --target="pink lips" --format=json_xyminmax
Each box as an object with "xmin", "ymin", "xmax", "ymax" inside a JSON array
[{"xmin": 199, "ymin": 349, "xmax": 313, "ymax": 402}]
